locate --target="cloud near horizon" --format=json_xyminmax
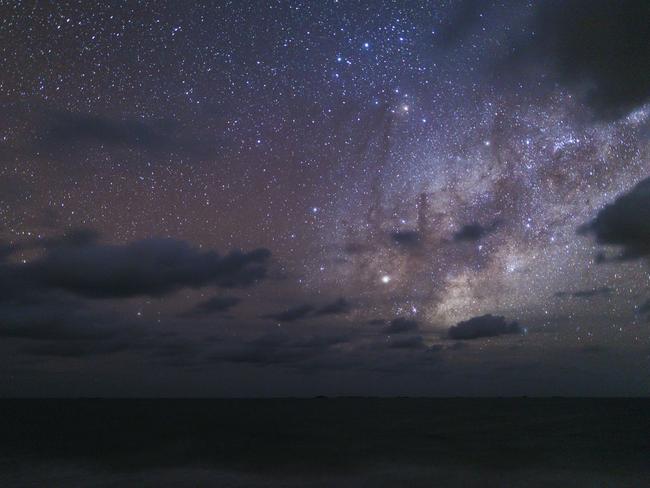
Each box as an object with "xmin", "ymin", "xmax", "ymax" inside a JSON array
[
  {"xmin": 580, "ymin": 177, "xmax": 650, "ymax": 260},
  {"xmin": 15, "ymin": 232, "xmax": 271, "ymax": 299},
  {"xmin": 448, "ymin": 314, "xmax": 521, "ymax": 341},
  {"xmin": 0, "ymin": 229, "xmax": 272, "ymax": 358},
  {"xmin": 262, "ymin": 298, "xmax": 352, "ymax": 323}
]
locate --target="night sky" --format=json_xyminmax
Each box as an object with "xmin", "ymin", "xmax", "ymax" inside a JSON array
[{"xmin": 2, "ymin": 0, "xmax": 650, "ymax": 396}]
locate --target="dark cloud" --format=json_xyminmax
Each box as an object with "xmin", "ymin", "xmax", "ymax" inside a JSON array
[
  {"xmin": 368, "ymin": 319, "xmax": 387, "ymax": 326},
  {"xmin": 343, "ymin": 241, "xmax": 373, "ymax": 255},
  {"xmin": 0, "ymin": 293, "xmax": 139, "ymax": 359},
  {"xmin": 42, "ymin": 227, "xmax": 101, "ymax": 248},
  {"xmin": 638, "ymin": 300, "xmax": 650, "ymax": 315},
  {"xmin": 150, "ymin": 340, "xmax": 203, "ymax": 367},
  {"xmin": 435, "ymin": 0, "xmax": 484, "ymax": 46},
  {"xmin": 0, "ymin": 229, "xmax": 99, "ymax": 268},
  {"xmin": 0, "ymin": 230, "xmax": 270, "ymax": 358},
  {"xmin": 210, "ymin": 332, "xmax": 445, "ymax": 374},
  {"xmin": 448, "ymin": 314, "xmax": 521, "ymax": 340},
  {"xmin": 16, "ymin": 233, "xmax": 271, "ymax": 298},
  {"xmin": 384, "ymin": 317, "xmax": 419, "ymax": 334},
  {"xmin": 0, "ymin": 306, "xmax": 117, "ymax": 341},
  {"xmin": 391, "ymin": 230, "xmax": 422, "ymax": 250},
  {"xmin": 388, "ymin": 335, "xmax": 425, "ymax": 349},
  {"xmin": 262, "ymin": 298, "xmax": 352, "ymax": 322},
  {"xmin": 262, "ymin": 304, "xmax": 315, "ymax": 323},
  {"xmin": 182, "ymin": 296, "xmax": 241, "ymax": 317},
  {"xmin": 22, "ymin": 340, "xmax": 128, "ymax": 358},
  {"xmin": 511, "ymin": 0, "xmax": 650, "ymax": 120},
  {"xmin": 40, "ymin": 110, "xmax": 215, "ymax": 158},
  {"xmin": 453, "ymin": 221, "xmax": 498, "ymax": 242},
  {"xmin": 211, "ymin": 332, "xmax": 350, "ymax": 367},
  {"xmin": 47, "ymin": 112, "xmax": 169, "ymax": 148},
  {"xmin": 0, "ymin": 241, "xmax": 14, "ymax": 262},
  {"xmin": 554, "ymin": 287, "xmax": 612, "ymax": 299},
  {"xmin": 579, "ymin": 177, "xmax": 650, "ymax": 259},
  {"xmin": 580, "ymin": 344, "xmax": 607, "ymax": 355},
  {"xmin": 297, "ymin": 335, "xmax": 350, "ymax": 349},
  {"xmin": 1, "ymin": 102, "xmax": 225, "ymax": 163},
  {"xmin": 312, "ymin": 298, "xmax": 352, "ymax": 317}
]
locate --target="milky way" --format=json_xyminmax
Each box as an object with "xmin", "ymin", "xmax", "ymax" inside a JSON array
[
  {"xmin": 316, "ymin": 93, "xmax": 650, "ymax": 331},
  {"xmin": 1, "ymin": 1, "xmax": 650, "ymax": 396}
]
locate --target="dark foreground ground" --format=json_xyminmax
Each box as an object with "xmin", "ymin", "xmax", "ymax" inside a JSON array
[{"xmin": 0, "ymin": 398, "xmax": 649, "ymax": 487}]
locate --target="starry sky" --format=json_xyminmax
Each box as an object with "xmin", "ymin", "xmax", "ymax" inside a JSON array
[{"xmin": 1, "ymin": 0, "xmax": 650, "ymax": 396}]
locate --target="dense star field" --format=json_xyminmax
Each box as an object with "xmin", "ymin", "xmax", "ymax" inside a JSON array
[{"xmin": 1, "ymin": 0, "xmax": 650, "ymax": 396}]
